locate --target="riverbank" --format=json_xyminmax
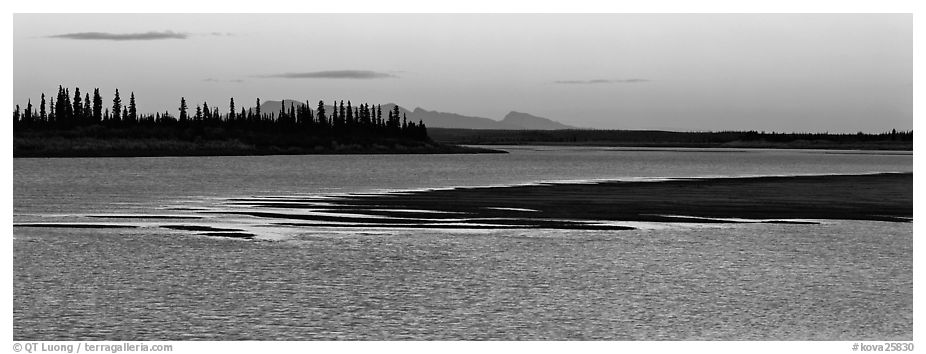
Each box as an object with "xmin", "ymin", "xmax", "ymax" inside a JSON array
[
  {"xmin": 330, "ymin": 172, "xmax": 912, "ymax": 223},
  {"xmin": 210, "ymin": 172, "xmax": 912, "ymax": 231},
  {"xmin": 428, "ymin": 128, "xmax": 913, "ymax": 151},
  {"xmin": 13, "ymin": 136, "xmax": 505, "ymax": 157}
]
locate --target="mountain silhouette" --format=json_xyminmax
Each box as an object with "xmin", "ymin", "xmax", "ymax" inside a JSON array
[
  {"xmin": 501, "ymin": 111, "xmax": 576, "ymax": 130},
  {"xmin": 256, "ymin": 100, "xmax": 574, "ymax": 130},
  {"xmin": 407, "ymin": 107, "xmax": 519, "ymax": 129}
]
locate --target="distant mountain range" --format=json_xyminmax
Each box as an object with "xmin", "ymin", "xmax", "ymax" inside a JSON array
[
  {"xmin": 500, "ymin": 111, "xmax": 575, "ymax": 130},
  {"xmin": 256, "ymin": 100, "xmax": 576, "ymax": 130}
]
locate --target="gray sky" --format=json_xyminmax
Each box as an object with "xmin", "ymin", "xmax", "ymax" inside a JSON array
[{"xmin": 13, "ymin": 13, "xmax": 912, "ymax": 132}]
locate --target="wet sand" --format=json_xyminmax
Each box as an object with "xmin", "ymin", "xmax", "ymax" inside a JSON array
[
  {"xmin": 317, "ymin": 173, "xmax": 912, "ymax": 224},
  {"xmin": 14, "ymin": 173, "xmax": 912, "ymax": 236}
]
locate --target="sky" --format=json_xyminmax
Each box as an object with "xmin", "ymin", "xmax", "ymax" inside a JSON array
[{"xmin": 13, "ymin": 13, "xmax": 912, "ymax": 132}]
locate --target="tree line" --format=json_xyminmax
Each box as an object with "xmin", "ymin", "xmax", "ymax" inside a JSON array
[
  {"xmin": 428, "ymin": 127, "xmax": 913, "ymax": 146},
  {"xmin": 13, "ymin": 86, "xmax": 430, "ymax": 141}
]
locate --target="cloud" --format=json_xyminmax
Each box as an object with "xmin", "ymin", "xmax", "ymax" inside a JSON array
[
  {"xmin": 554, "ymin": 79, "xmax": 650, "ymax": 84},
  {"xmin": 261, "ymin": 70, "xmax": 398, "ymax": 79},
  {"xmin": 203, "ymin": 78, "xmax": 245, "ymax": 83},
  {"xmin": 48, "ymin": 30, "xmax": 189, "ymax": 41}
]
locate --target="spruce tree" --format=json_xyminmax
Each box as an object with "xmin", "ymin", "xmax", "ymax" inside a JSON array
[
  {"xmin": 339, "ymin": 100, "xmax": 346, "ymax": 126},
  {"xmin": 54, "ymin": 86, "xmax": 66, "ymax": 126},
  {"xmin": 62, "ymin": 88, "xmax": 73, "ymax": 126},
  {"xmin": 128, "ymin": 92, "xmax": 137, "ymax": 123},
  {"xmin": 112, "ymin": 89, "xmax": 122, "ymax": 123},
  {"xmin": 48, "ymin": 97, "xmax": 55, "ymax": 124},
  {"xmin": 346, "ymin": 101, "xmax": 353, "ymax": 127},
  {"xmin": 72, "ymin": 87, "xmax": 82, "ymax": 124},
  {"xmin": 83, "ymin": 93, "xmax": 92, "ymax": 123},
  {"xmin": 179, "ymin": 97, "xmax": 188, "ymax": 122},
  {"xmin": 25, "ymin": 99, "xmax": 32, "ymax": 123},
  {"xmin": 229, "ymin": 98, "xmax": 235, "ymax": 121},
  {"xmin": 391, "ymin": 105, "xmax": 401, "ymax": 130},
  {"xmin": 92, "ymin": 89, "xmax": 103, "ymax": 123},
  {"xmin": 316, "ymin": 100, "xmax": 326, "ymax": 127},
  {"xmin": 289, "ymin": 102, "xmax": 295, "ymax": 125},
  {"xmin": 39, "ymin": 94, "xmax": 46, "ymax": 123},
  {"xmin": 330, "ymin": 100, "xmax": 337, "ymax": 122}
]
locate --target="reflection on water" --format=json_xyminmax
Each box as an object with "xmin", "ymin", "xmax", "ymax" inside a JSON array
[{"xmin": 13, "ymin": 221, "xmax": 911, "ymax": 340}]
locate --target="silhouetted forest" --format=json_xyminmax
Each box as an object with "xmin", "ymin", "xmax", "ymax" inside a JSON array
[
  {"xmin": 429, "ymin": 128, "xmax": 913, "ymax": 150},
  {"xmin": 14, "ymin": 85, "xmax": 911, "ymax": 156},
  {"xmin": 12, "ymin": 86, "xmax": 474, "ymax": 157},
  {"xmin": 14, "ymin": 86, "xmax": 428, "ymax": 138}
]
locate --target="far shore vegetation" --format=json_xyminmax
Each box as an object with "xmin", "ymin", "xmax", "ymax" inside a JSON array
[
  {"xmin": 13, "ymin": 86, "xmax": 500, "ymax": 157},
  {"xmin": 428, "ymin": 128, "xmax": 913, "ymax": 151},
  {"xmin": 13, "ymin": 85, "xmax": 911, "ymax": 157}
]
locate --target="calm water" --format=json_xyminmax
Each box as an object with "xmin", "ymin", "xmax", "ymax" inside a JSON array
[{"xmin": 13, "ymin": 147, "xmax": 913, "ymax": 340}]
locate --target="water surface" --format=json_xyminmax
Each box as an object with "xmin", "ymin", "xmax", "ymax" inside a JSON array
[{"xmin": 13, "ymin": 147, "xmax": 913, "ymax": 340}]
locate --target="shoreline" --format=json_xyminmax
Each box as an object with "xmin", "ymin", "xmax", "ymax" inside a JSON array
[
  {"xmin": 428, "ymin": 128, "xmax": 913, "ymax": 151},
  {"xmin": 320, "ymin": 170, "xmax": 915, "ymax": 196},
  {"xmin": 314, "ymin": 172, "xmax": 913, "ymax": 225},
  {"xmin": 12, "ymin": 172, "xmax": 912, "ymax": 235},
  {"xmin": 456, "ymin": 141, "xmax": 913, "ymax": 151},
  {"xmin": 132, "ymin": 172, "xmax": 912, "ymax": 235},
  {"xmin": 13, "ymin": 137, "xmax": 507, "ymax": 157}
]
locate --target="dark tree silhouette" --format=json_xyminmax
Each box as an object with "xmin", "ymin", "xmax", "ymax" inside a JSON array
[
  {"xmin": 83, "ymin": 93, "xmax": 92, "ymax": 124},
  {"xmin": 377, "ymin": 104, "xmax": 383, "ymax": 125},
  {"xmin": 24, "ymin": 100, "xmax": 32, "ymax": 123},
  {"xmin": 229, "ymin": 97, "xmax": 235, "ymax": 121},
  {"xmin": 128, "ymin": 92, "xmax": 137, "ymax": 123},
  {"xmin": 179, "ymin": 97, "xmax": 188, "ymax": 122},
  {"xmin": 56, "ymin": 87, "xmax": 72, "ymax": 126},
  {"xmin": 202, "ymin": 102, "xmax": 210, "ymax": 123},
  {"xmin": 72, "ymin": 87, "xmax": 82, "ymax": 124},
  {"xmin": 48, "ymin": 97, "xmax": 54, "ymax": 123},
  {"xmin": 53, "ymin": 86, "xmax": 64, "ymax": 125},
  {"xmin": 346, "ymin": 101, "xmax": 353, "ymax": 128},
  {"xmin": 391, "ymin": 105, "xmax": 401, "ymax": 131},
  {"xmin": 64, "ymin": 89, "xmax": 73, "ymax": 124},
  {"xmin": 316, "ymin": 100, "xmax": 326, "ymax": 127},
  {"xmin": 39, "ymin": 94, "xmax": 46, "ymax": 123},
  {"xmin": 14, "ymin": 85, "xmax": 442, "ymax": 155},
  {"xmin": 92, "ymin": 88, "xmax": 103, "ymax": 123},
  {"xmin": 112, "ymin": 89, "xmax": 122, "ymax": 124}
]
